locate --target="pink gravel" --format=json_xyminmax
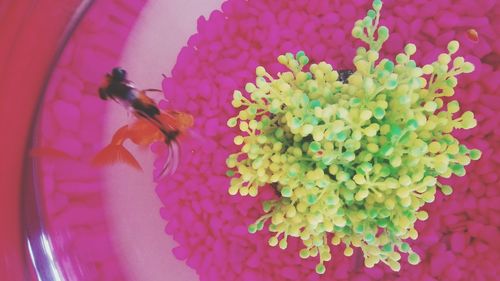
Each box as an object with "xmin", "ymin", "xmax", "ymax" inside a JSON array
[{"xmin": 156, "ymin": 0, "xmax": 500, "ymax": 280}]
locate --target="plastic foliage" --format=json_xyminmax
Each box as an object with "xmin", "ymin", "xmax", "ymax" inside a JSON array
[{"xmin": 226, "ymin": 0, "xmax": 481, "ymax": 274}]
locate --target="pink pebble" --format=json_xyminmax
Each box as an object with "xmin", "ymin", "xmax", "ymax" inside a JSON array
[
  {"xmin": 80, "ymin": 94, "xmax": 103, "ymax": 116},
  {"xmin": 385, "ymin": 33, "xmax": 404, "ymax": 54},
  {"xmin": 322, "ymin": 13, "xmax": 340, "ymax": 25},
  {"xmin": 445, "ymin": 266, "xmax": 463, "ymax": 280},
  {"xmin": 54, "ymin": 204, "xmax": 105, "ymax": 227},
  {"xmin": 422, "ymin": 20, "xmax": 439, "ymax": 38},
  {"xmin": 76, "ymin": 233, "xmax": 114, "ymax": 262},
  {"xmin": 52, "ymin": 100, "xmax": 81, "ymax": 131},
  {"xmin": 52, "ymin": 133, "xmax": 84, "ymax": 157},
  {"xmin": 463, "ymin": 196, "xmax": 477, "ymax": 209},
  {"xmin": 450, "ymin": 232, "xmax": 467, "ymax": 253},
  {"xmin": 57, "ymin": 181, "xmax": 101, "ymax": 193},
  {"xmin": 45, "ymin": 193, "xmax": 69, "ymax": 215},
  {"xmin": 172, "ymin": 246, "xmax": 189, "ymax": 260},
  {"xmin": 437, "ymin": 12, "xmax": 460, "ymax": 28},
  {"xmin": 58, "ymin": 79, "xmax": 84, "ymax": 103},
  {"xmin": 339, "ymin": 4, "xmax": 356, "ymax": 19}
]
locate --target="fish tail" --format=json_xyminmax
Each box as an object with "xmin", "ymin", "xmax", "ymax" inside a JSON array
[
  {"xmin": 92, "ymin": 144, "xmax": 142, "ymax": 171},
  {"xmin": 157, "ymin": 139, "xmax": 180, "ymax": 179}
]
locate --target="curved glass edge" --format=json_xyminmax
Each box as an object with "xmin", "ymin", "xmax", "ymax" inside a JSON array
[{"xmin": 21, "ymin": 1, "xmax": 95, "ymax": 280}]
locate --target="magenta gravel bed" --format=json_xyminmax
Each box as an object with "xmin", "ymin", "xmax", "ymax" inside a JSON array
[{"xmin": 155, "ymin": 0, "xmax": 499, "ymax": 281}]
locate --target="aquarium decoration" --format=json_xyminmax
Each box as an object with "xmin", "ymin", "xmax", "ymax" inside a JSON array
[{"xmin": 226, "ymin": 0, "xmax": 481, "ymax": 274}]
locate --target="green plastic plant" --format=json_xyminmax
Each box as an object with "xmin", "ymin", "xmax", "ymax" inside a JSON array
[{"xmin": 226, "ymin": 0, "xmax": 481, "ymax": 274}]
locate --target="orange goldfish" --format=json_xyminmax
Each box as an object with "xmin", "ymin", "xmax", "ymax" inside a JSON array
[{"xmin": 93, "ymin": 67, "xmax": 193, "ymax": 177}]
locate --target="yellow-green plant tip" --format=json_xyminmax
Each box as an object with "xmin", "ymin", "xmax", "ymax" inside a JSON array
[
  {"xmin": 245, "ymin": 82, "xmax": 256, "ymax": 93},
  {"xmin": 344, "ymin": 246, "xmax": 354, "ymax": 256},
  {"xmin": 389, "ymin": 260, "xmax": 401, "ymax": 271},
  {"xmin": 367, "ymin": 9, "xmax": 376, "ymax": 19},
  {"xmin": 422, "ymin": 64, "xmax": 433, "ymax": 74},
  {"xmin": 362, "ymin": 16, "xmax": 372, "ymax": 27},
  {"xmin": 233, "ymin": 136, "xmax": 244, "ymax": 145},
  {"xmin": 231, "ymin": 99, "xmax": 242, "ymax": 108},
  {"xmin": 404, "ymin": 43, "xmax": 417, "ymax": 56},
  {"xmin": 378, "ymin": 26, "xmax": 389, "ymax": 39},
  {"xmin": 299, "ymin": 248, "xmax": 310, "ymax": 259},
  {"xmin": 228, "ymin": 185, "xmax": 238, "ymax": 195},
  {"xmin": 408, "ymin": 253, "xmax": 421, "ymax": 265},
  {"xmin": 373, "ymin": 107, "xmax": 385, "ymax": 119},
  {"xmin": 248, "ymin": 224, "xmax": 257, "ymax": 234},
  {"xmin": 309, "ymin": 141, "xmax": 321, "ymax": 152},
  {"xmin": 447, "ymin": 40, "xmax": 459, "ymax": 54},
  {"xmin": 299, "ymin": 55, "xmax": 309, "ymax": 65},
  {"xmin": 462, "ymin": 62, "xmax": 475, "ymax": 73},
  {"xmin": 382, "ymin": 244, "xmax": 392, "ymax": 252},
  {"xmin": 447, "ymin": 100, "xmax": 460, "ymax": 113},
  {"xmin": 268, "ymin": 236, "xmax": 279, "ymax": 247},
  {"xmin": 384, "ymin": 60, "xmax": 394, "ymax": 72},
  {"xmin": 386, "ymin": 78, "xmax": 398, "ymax": 89},
  {"xmin": 373, "ymin": 0, "xmax": 382, "ymax": 10},
  {"xmin": 262, "ymin": 201, "xmax": 272, "ymax": 212},
  {"xmin": 256, "ymin": 220, "xmax": 264, "ymax": 230},
  {"xmin": 227, "ymin": 117, "xmax": 238, "ymax": 127},
  {"xmin": 233, "ymin": 90, "xmax": 242, "ymax": 98},
  {"xmin": 354, "ymin": 224, "xmax": 364, "ymax": 234},
  {"xmin": 352, "ymin": 26, "xmax": 363, "ymax": 39},
  {"xmin": 296, "ymin": 50, "xmax": 305, "ymax": 58},
  {"xmin": 281, "ymin": 187, "xmax": 292, "ymax": 197},
  {"xmin": 342, "ymin": 151, "xmax": 355, "ymax": 161},
  {"xmin": 453, "ymin": 56, "xmax": 465, "ymax": 68},
  {"xmin": 277, "ymin": 55, "xmax": 287, "ymax": 64},
  {"xmin": 307, "ymin": 194, "xmax": 317, "ymax": 205},
  {"xmin": 256, "ymin": 66, "xmax": 266, "ymax": 77},
  {"xmin": 416, "ymin": 211, "xmax": 429, "ymax": 221},
  {"xmin": 450, "ymin": 163, "xmax": 466, "ymax": 176},
  {"xmin": 226, "ymin": 157, "xmax": 236, "ymax": 168},
  {"xmin": 406, "ymin": 119, "xmax": 418, "ymax": 130},
  {"xmin": 365, "ymin": 233, "xmax": 375, "ymax": 243},
  {"xmin": 470, "ymin": 149, "xmax": 481, "ymax": 160},
  {"xmin": 460, "ymin": 111, "xmax": 477, "ymax": 129},
  {"xmin": 279, "ymin": 239, "xmax": 289, "ymax": 250},
  {"xmin": 438, "ymin": 53, "xmax": 451, "ymax": 65},
  {"xmin": 315, "ymin": 264, "xmax": 326, "ymax": 274},
  {"xmin": 400, "ymin": 242, "xmax": 410, "ymax": 252}
]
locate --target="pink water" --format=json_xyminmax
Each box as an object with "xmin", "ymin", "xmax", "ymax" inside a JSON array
[{"xmin": 35, "ymin": 0, "xmax": 220, "ymax": 280}]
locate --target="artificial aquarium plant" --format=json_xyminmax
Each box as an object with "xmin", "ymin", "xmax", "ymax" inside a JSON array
[{"xmin": 226, "ymin": 0, "xmax": 481, "ymax": 274}]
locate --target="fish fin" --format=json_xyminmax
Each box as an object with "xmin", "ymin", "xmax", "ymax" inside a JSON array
[
  {"xmin": 30, "ymin": 147, "xmax": 73, "ymax": 159},
  {"xmin": 142, "ymin": 88, "xmax": 163, "ymax": 94},
  {"xmin": 156, "ymin": 139, "xmax": 180, "ymax": 179},
  {"xmin": 92, "ymin": 144, "xmax": 142, "ymax": 171}
]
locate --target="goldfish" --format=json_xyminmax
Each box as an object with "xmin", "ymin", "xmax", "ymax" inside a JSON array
[{"xmin": 93, "ymin": 67, "xmax": 193, "ymax": 177}]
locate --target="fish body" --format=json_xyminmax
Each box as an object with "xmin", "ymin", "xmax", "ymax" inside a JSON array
[
  {"xmin": 99, "ymin": 67, "xmax": 161, "ymax": 119},
  {"xmin": 94, "ymin": 67, "xmax": 193, "ymax": 177}
]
